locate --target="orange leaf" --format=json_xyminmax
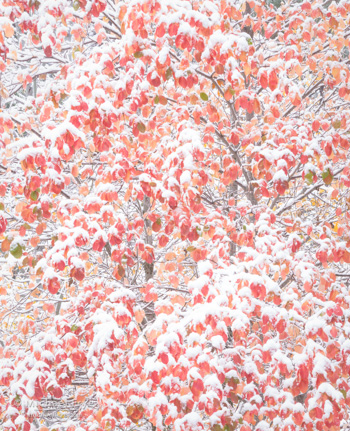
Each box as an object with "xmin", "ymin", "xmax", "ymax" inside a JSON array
[
  {"xmin": 30, "ymin": 236, "xmax": 40, "ymax": 247},
  {"xmin": 165, "ymin": 252, "xmax": 176, "ymax": 261},
  {"xmin": 80, "ymin": 252, "xmax": 89, "ymax": 260},
  {"xmin": 3, "ymin": 23, "xmax": 14, "ymax": 38},
  {"xmin": 96, "ymin": 410, "xmax": 102, "ymax": 423},
  {"xmin": 1, "ymin": 238, "xmax": 11, "ymax": 252},
  {"xmin": 135, "ymin": 309, "xmax": 145, "ymax": 323},
  {"xmin": 36, "ymin": 222, "xmax": 46, "ymax": 235},
  {"xmin": 79, "ymin": 185, "xmax": 89, "ymax": 196},
  {"xmin": 72, "ymin": 165, "xmax": 79, "ymax": 177},
  {"xmin": 171, "ymin": 295, "xmax": 185, "ymax": 306}
]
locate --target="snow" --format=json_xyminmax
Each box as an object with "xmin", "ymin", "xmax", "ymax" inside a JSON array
[
  {"xmin": 69, "ymin": 256, "xmax": 84, "ymax": 269},
  {"xmin": 204, "ymin": 374, "xmax": 221, "ymax": 389},
  {"xmin": 324, "ymin": 399, "xmax": 333, "ymax": 418},
  {"xmin": 341, "ymin": 339, "xmax": 350, "ymax": 353},
  {"xmin": 43, "ymin": 266, "xmax": 59, "ymax": 281},
  {"xmin": 197, "ymin": 260, "xmax": 213, "ymax": 276},
  {"xmin": 42, "ymin": 119, "xmax": 85, "ymax": 143},
  {"xmin": 273, "ymin": 170, "xmax": 288, "ymax": 182},
  {"xmin": 158, "ymin": 47, "xmax": 169, "ymax": 65},
  {"xmin": 264, "ymin": 386, "xmax": 280, "ymax": 400},
  {"xmin": 92, "ymin": 229, "xmax": 108, "ymax": 242},
  {"xmin": 174, "ymin": 412, "xmax": 203, "ymax": 431},
  {"xmin": 313, "ymin": 353, "xmax": 331, "ymax": 377},
  {"xmin": 87, "ymin": 311, "xmax": 125, "ymax": 359},
  {"xmin": 318, "ymin": 383, "xmax": 342, "ymax": 402},
  {"xmin": 51, "ymin": 252, "xmax": 65, "ymax": 264},
  {"xmin": 305, "ymin": 316, "xmax": 325, "ymax": 336},
  {"xmin": 96, "ymin": 370, "xmax": 111, "ymax": 390},
  {"xmin": 255, "ymin": 420, "xmax": 271, "ymax": 431},
  {"xmin": 184, "ymin": 154, "xmax": 194, "ymax": 170},
  {"xmin": 180, "ymin": 170, "xmax": 191, "ymax": 185},
  {"xmin": 210, "ymin": 335, "xmax": 225, "ymax": 350},
  {"xmin": 144, "ymin": 357, "xmax": 167, "ymax": 373},
  {"xmin": 109, "ymin": 288, "xmax": 136, "ymax": 302},
  {"xmin": 148, "ymin": 392, "xmax": 168, "ymax": 409},
  {"xmin": 178, "ymin": 21, "xmax": 195, "ymax": 37},
  {"xmin": 17, "ymin": 146, "xmax": 43, "ymax": 161},
  {"xmin": 272, "ymin": 351, "xmax": 293, "ymax": 372},
  {"xmin": 188, "ymin": 275, "xmax": 209, "ymax": 292}
]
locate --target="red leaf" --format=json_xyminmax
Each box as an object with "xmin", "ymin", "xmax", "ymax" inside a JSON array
[
  {"xmin": 44, "ymin": 45, "xmax": 52, "ymax": 57},
  {"xmin": 0, "ymin": 215, "xmax": 7, "ymax": 235},
  {"xmin": 276, "ymin": 319, "xmax": 286, "ymax": 333},
  {"xmin": 268, "ymin": 70, "xmax": 278, "ymax": 91}
]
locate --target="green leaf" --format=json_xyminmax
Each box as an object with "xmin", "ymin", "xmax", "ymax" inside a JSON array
[
  {"xmin": 137, "ymin": 122, "xmax": 146, "ymax": 133},
  {"xmin": 200, "ymin": 92, "xmax": 209, "ymax": 101},
  {"xmin": 165, "ymin": 68, "xmax": 173, "ymax": 80},
  {"xmin": 154, "ymin": 95, "xmax": 159, "ymax": 104},
  {"xmin": 305, "ymin": 171, "xmax": 314, "ymax": 185},
  {"xmin": 71, "ymin": 324, "xmax": 78, "ymax": 332},
  {"xmin": 10, "ymin": 244, "xmax": 23, "ymax": 259},
  {"xmin": 333, "ymin": 119, "xmax": 341, "ymax": 129},
  {"xmin": 0, "ymin": 203, "xmax": 4, "ymax": 211},
  {"xmin": 73, "ymin": 0, "xmax": 80, "ymax": 10},
  {"xmin": 30, "ymin": 190, "xmax": 39, "ymax": 201},
  {"xmin": 133, "ymin": 51, "xmax": 144, "ymax": 58}
]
